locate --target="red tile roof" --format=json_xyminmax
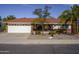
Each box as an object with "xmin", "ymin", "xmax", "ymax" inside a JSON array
[
  {"xmin": 5, "ymin": 18, "xmax": 60, "ymax": 23},
  {"xmin": 46, "ymin": 18, "xmax": 60, "ymax": 23},
  {"xmin": 5, "ymin": 18, "xmax": 33, "ymax": 23}
]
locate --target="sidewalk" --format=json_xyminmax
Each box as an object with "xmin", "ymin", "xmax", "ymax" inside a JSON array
[{"xmin": 0, "ymin": 38, "xmax": 79, "ymax": 44}]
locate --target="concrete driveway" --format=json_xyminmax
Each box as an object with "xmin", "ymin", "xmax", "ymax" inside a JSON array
[
  {"xmin": 0, "ymin": 33, "xmax": 79, "ymax": 44},
  {"xmin": 0, "ymin": 33, "xmax": 30, "ymax": 37},
  {"xmin": 0, "ymin": 33, "xmax": 31, "ymax": 43}
]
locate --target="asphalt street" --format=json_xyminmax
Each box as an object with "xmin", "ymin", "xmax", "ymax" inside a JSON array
[{"xmin": 0, "ymin": 44, "xmax": 79, "ymax": 54}]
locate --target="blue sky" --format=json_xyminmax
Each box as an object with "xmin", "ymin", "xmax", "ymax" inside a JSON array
[{"xmin": 0, "ymin": 4, "xmax": 73, "ymax": 18}]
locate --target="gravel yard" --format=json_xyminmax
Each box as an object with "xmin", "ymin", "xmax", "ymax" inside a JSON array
[
  {"xmin": 0, "ymin": 33, "xmax": 79, "ymax": 44},
  {"xmin": 27, "ymin": 34, "xmax": 79, "ymax": 40}
]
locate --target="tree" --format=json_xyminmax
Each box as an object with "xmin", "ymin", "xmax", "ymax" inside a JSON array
[
  {"xmin": 0, "ymin": 16, "xmax": 2, "ymax": 21},
  {"xmin": 0, "ymin": 16, "xmax": 3, "ymax": 26},
  {"xmin": 58, "ymin": 4, "xmax": 79, "ymax": 34},
  {"xmin": 0, "ymin": 16, "xmax": 2, "ymax": 27},
  {"xmin": 33, "ymin": 6, "xmax": 51, "ymax": 34},
  {"xmin": 0, "ymin": 16, "xmax": 6, "ymax": 31},
  {"xmin": 59, "ymin": 10, "xmax": 71, "ymax": 24},
  {"xmin": 33, "ymin": 6, "xmax": 51, "ymax": 19},
  {"xmin": 71, "ymin": 5, "xmax": 79, "ymax": 34},
  {"xmin": 43, "ymin": 6, "xmax": 51, "ymax": 18},
  {"xmin": 3, "ymin": 15, "xmax": 16, "ymax": 21},
  {"xmin": 33, "ymin": 8, "xmax": 42, "ymax": 18}
]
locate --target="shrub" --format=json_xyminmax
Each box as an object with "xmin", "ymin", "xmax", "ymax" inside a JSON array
[
  {"xmin": 35, "ymin": 31, "xmax": 41, "ymax": 35},
  {"xmin": 49, "ymin": 30, "xmax": 56, "ymax": 37},
  {"xmin": 56, "ymin": 29, "xmax": 67, "ymax": 34},
  {"xmin": 1, "ymin": 25, "xmax": 7, "ymax": 31}
]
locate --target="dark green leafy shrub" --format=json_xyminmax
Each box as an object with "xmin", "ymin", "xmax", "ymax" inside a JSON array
[
  {"xmin": 1, "ymin": 25, "xmax": 7, "ymax": 31},
  {"xmin": 35, "ymin": 31, "xmax": 41, "ymax": 35},
  {"xmin": 56, "ymin": 29, "xmax": 67, "ymax": 34},
  {"xmin": 49, "ymin": 30, "xmax": 56, "ymax": 37}
]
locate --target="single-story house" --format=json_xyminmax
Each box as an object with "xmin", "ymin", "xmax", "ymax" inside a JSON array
[{"xmin": 4, "ymin": 18, "xmax": 71, "ymax": 33}]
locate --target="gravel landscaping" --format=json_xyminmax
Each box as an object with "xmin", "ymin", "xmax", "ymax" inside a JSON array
[
  {"xmin": 27, "ymin": 34, "xmax": 79, "ymax": 40},
  {"xmin": 0, "ymin": 33, "xmax": 79, "ymax": 44}
]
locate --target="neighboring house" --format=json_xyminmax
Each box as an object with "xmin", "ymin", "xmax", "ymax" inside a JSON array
[{"xmin": 4, "ymin": 18, "xmax": 71, "ymax": 33}]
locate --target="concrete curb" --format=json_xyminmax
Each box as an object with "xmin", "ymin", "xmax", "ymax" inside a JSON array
[{"xmin": 0, "ymin": 39, "xmax": 79, "ymax": 44}]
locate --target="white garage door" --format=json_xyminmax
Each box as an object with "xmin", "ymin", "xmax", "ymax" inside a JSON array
[{"xmin": 8, "ymin": 25, "xmax": 31, "ymax": 33}]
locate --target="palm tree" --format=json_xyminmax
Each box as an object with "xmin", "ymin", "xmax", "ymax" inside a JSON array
[
  {"xmin": 59, "ymin": 10, "xmax": 71, "ymax": 24},
  {"xmin": 71, "ymin": 5, "xmax": 79, "ymax": 34},
  {"xmin": 58, "ymin": 10, "xmax": 71, "ymax": 33},
  {"xmin": 59, "ymin": 5, "xmax": 79, "ymax": 34}
]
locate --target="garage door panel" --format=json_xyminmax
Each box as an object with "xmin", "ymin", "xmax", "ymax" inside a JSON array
[{"xmin": 8, "ymin": 26, "xmax": 31, "ymax": 33}]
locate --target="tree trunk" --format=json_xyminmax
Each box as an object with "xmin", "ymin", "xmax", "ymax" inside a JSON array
[
  {"xmin": 71, "ymin": 20, "xmax": 77, "ymax": 34},
  {"xmin": 42, "ymin": 24, "xmax": 44, "ymax": 35}
]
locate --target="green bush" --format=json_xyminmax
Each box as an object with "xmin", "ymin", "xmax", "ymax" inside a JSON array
[
  {"xmin": 56, "ymin": 29, "xmax": 67, "ymax": 34},
  {"xmin": 1, "ymin": 25, "xmax": 7, "ymax": 31},
  {"xmin": 49, "ymin": 30, "xmax": 56, "ymax": 37},
  {"xmin": 35, "ymin": 31, "xmax": 41, "ymax": 35},
  {"xmin": 56, "ymin": 29, "xmax": 62, "ymax": 34}
]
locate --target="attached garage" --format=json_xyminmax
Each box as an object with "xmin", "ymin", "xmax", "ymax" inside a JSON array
[
  {"xmin": 8, "ymin": 25, "xmax": 31, "ymax": 33},
  {"xmin": 5, "ymin": 18, "xmax": 33, "ymax": 33}
]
